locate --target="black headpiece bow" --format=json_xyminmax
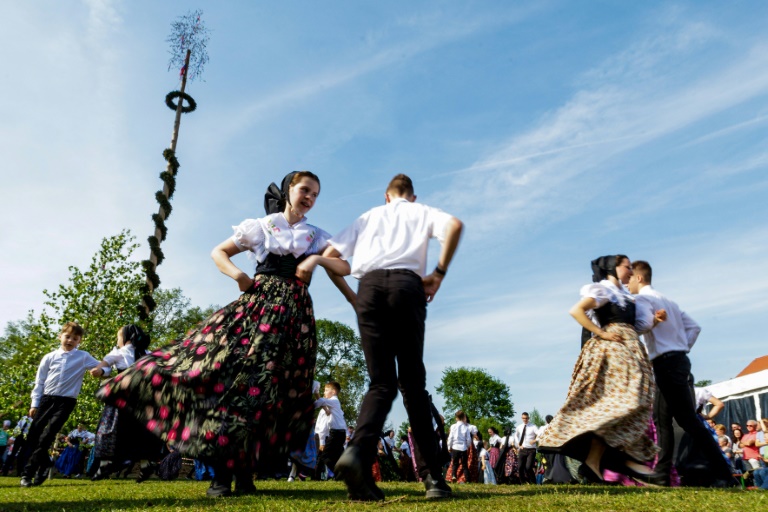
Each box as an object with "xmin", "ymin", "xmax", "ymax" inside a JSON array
[
  {"xmin": 263, "ymin": 172, "xmax": 298, "ymax": 215},
  {"xmin": 590, "ymin": 255, "xmax": 618, "ymax": 283},
  {"xmin": 122, "ymin": 324, "xmax": 150, "ymax": 354}
]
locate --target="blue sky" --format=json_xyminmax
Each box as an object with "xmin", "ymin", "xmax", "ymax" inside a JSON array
[{"xmin": 1, "ymin": 1, "xmax": 766, "ymax": 429}]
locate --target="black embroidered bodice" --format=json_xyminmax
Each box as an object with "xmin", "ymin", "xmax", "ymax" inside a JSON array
[
  {"xmin": 255, "ymin": 253, "xmax": 308, "ymax": 279},
  {"xmin": 594, "ymin": 300, "xmax": 636, "ymax": 327}
]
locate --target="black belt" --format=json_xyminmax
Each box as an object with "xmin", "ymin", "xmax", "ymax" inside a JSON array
[{"xmin": 654, "ymin": 350, "xmax": 688, "ymax": 361}]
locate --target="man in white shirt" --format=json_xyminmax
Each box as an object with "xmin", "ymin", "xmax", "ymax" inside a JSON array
[
  {"xmin": 629, "ymin": 261, "xmax": 735, "ymax": 487},
  {"xmin": 514, "ymin": 412, "xmax": 538, "ymax": 484},
  {"xmin": 329, "ymin": 174, "xmax": 463, "ymax": 501},
  {"xmin": 20, "ymin": 321, "xmax": 102, "ymax": 487},
  {"xmin": 314, "ymin": 381, "xmax": 348, "ymax": 478}
]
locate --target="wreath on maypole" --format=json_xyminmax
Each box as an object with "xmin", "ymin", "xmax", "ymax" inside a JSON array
[{"xmin": 139, "ymin": 10, "xmax": 210, "ymax": 319}]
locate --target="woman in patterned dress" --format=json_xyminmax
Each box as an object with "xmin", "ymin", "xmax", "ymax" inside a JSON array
[
  {"xmin": 96, "ymin": 171, "xmax": 353, "ymax": 497},
  {"xmin": 537, "ymin": 255, "xmax": 665, "ymax": 483}
]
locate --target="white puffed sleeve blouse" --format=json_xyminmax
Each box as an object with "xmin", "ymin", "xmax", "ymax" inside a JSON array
[
  {"xmin": 231, "ymin": 213, "xmax": 332, "ymax": 264},
  {"xmin": 580, "ymin": 280, "xmax": 656, "ymax": 333}
]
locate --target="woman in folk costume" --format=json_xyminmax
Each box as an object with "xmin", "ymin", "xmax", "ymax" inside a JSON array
[
  {"xmin": 537, "ymin": 255, "xmax": 666, "ymax": 483},
  {"xmin": 97, "ymin": 171, "xmax": 352, "ymax": 497},
  {"xmin": 92, "ymin": 325, "xmax": 161, "ymax": 482}
]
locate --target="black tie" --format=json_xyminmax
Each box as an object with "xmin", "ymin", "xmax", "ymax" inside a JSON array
[{"xmin": 519, "ymin": 425, "xmax": 527, "ymax": 448}]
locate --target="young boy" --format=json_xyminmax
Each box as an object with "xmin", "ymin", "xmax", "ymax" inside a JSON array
[
  {"xmin": 313, "ymin": 381, "xmax": 347, "ymax": 478},
  {"xmin": 20, "ymin": 321, "xmax": 103, "ymax": 487}
]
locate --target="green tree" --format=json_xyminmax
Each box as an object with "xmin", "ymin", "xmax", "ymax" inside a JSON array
[
  {"xmin": 435, "ymin": 367, "xmax": 514, "ymax": 436},
  {"xmin": 528, "ymin": 408, "xmax": 545, "ymax": 427},
  {"xmin": 314, "ymin": 319, "xmax": 367, "ymax": 425},
  {"xmin": 0, "ymin": 231, "xmax": 145, "ymax": 430},
  {"xmin": 148, "ymin": 287, "xmax": 219, "ymax": 345},
  {"xmin": 695, "ymin": 379, "xmax": 712, "ymax": 388},
  {"xmin": 0, "ymin": 315, "xmax": 54, "ymax": 421}
]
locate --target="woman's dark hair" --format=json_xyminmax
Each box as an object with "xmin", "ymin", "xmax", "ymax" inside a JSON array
[
  {"xmin": 122, "ymin": 324, "xmax": 150, "ymax": 354},
  {"xmin": 489, "ymin": 427, "xmax": 499, "ymax": 435},
  {"xmin": 590, "ymin": 254, "xmax": 629, "ymax": 282}
]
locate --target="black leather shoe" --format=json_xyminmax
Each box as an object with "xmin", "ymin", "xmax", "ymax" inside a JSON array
[
  {"xmin": 234, "ymin": 471, "xmax": 257, "ymax": 496},
  {"xmin": 91, "ymin": 464, "xmax": 113, "ymax": 481},
  {"xmin": 578, "ymin": 463, "xmax": 604, "ymax": 483},
  {"xmin": 135, "ymin": 464, "xmax": 156, "ymax": 483},
  {"xmin": 32, "ymin": 469, "xmax": 48, "ymax": 486},
  {"xmin": 424, "ymin": 474, "xmax": 452, "ymax": 499},
  {"xmin": 206, "ymin": 481, "xmax": 233, "ymax": 497},
  {"xmin": 20, "ymin": 476, "xmax": 33, "ymax": 487},
  {"xmin": 334, "ymin": 446, "xmax": 384, "ymax": 501},
  {"xmin": 640, "ymin": 473, "xmax": 670, "ymax": 487},
  {"xmin": 618, "ymin": 464, "xmax": 665, "ymax": 486},
  {"xmin": 710, "ymin": 477, "xmax": 740, "ymax": 488}
]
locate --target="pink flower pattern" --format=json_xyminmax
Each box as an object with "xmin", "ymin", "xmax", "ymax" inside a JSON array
[{"xmin": 96, "ymin": 274, "xmax": 318, "ymax": 468}]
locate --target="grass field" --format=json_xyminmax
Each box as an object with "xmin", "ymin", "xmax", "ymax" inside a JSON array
[{"xmin": 0, "ymin": 476, "xmax": 764, "ymax": 512}]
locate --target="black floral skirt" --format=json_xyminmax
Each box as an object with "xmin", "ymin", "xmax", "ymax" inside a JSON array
[{"xmin": 96, "ymin": 274, "xmax": 318, "ymax": 470}]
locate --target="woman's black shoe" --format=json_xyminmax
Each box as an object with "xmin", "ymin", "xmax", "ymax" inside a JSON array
[
  {"xmin": 135, "ymin": 464, "xmax": 156, "ymax": 483},
  {"xmin": 617, "ymin": 463, "xmax": 664, "ymax": 485},
  {"xmin": 91, "ymin": 464, "xmax": 113, "ymax": 481},
  {"xmin": 234, "ymin": 471, "xmax": 257, "ymax": 495},
  {"xmin": 206, "ymin": 480, "xmax": 233, "ymax": 498},
  {"xmin": 578, "ymin": 463, "xmax": 604, "ymax": 483}
]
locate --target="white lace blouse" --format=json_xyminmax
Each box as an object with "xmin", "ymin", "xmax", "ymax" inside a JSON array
[
  {"xmin": 231, "ymin": 213, "xmax": 332, "ymax": 264},
  {"xmin": 580, "ymin": 280, "xmax": 656, "ymax": 333}
]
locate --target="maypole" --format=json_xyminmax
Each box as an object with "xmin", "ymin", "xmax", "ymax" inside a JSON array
[{"xmin": 139, "ymin": 10, "xmax": 210, "ymax": 320}]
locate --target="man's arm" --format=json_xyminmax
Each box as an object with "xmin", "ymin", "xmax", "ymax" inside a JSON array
[
  {"xmin": 681, "ymin": 311, "xmax": 701, "ymax": 350},
  {"xmin": 423, "ymin": 217, "xmax": 463, "ymax": 303}
]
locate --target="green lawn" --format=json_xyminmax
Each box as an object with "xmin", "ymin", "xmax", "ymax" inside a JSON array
[{"xmin": 0, "ymin": 476, "xmax": 762, "ymax": 512}]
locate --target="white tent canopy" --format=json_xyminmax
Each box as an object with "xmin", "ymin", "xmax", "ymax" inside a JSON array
[{"xmin": 707, "ymin": 368, "xmax": 768, "ymax": 424}]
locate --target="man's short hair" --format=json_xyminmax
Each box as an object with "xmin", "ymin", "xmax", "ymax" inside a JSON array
[
  {"xmin": 386, "ymin": 174, "xmax": 414, "ymax": 197},
  {"xmin": 631, "ymin": 260, "xmax": 652, "ymax": 284},
  {"xmin": 326, "ymin": 381, "xmax": 341, "ymax": 394}
]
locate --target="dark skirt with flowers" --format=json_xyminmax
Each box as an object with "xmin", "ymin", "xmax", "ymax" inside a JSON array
[{"xmin": 96, "ymin": 274, "xmax": 318, "ymax": 471}]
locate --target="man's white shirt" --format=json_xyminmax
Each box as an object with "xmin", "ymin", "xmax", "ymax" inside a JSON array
[{"xmin": 637, "ymin": 285, "xmax": 700, "ymax": 361}]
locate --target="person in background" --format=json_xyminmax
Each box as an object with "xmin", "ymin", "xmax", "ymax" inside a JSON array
[
  {"xmin": 741, "ymin": 420, "xmax": 763, "ymax": 470},
  {"xmin": 515, "ymin": 412, "xmax": 539, "ymax": 484}
]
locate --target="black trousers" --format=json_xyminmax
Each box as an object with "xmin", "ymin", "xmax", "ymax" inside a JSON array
[
  {"xmin": 350, "ymin": 269, "xmax": 441, "ymax": 479},
  {"xmin": 318, "ymin": 429, "xmax": 346, "ymax": 474},
  {"xmin": 653, "ymin": 352, "xmax": 732, "ymax": 481},
  {"xmin": 518, "ymin": 447, "xmax": 537, "ymax": 483},
  {"xmin": 21, "ymin": 395, "xmax": 77, "ymax": 478},
  {"xmin": 449, "ymin": 449, "xmax": 468, "ymax": 481}
]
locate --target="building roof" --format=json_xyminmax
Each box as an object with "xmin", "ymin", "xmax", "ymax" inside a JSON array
[{"xmin": 737, "ymin": 355, "xmax": 768, "ymax": 377}]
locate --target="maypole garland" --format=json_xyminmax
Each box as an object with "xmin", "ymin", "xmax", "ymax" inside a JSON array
[
  {"xmin": 165, "ymin": 91, "xmax": 197, "ymax": 113},
  {"xmin": 139, "ymin": 10, "xmax": 209, "ymax": 320}
]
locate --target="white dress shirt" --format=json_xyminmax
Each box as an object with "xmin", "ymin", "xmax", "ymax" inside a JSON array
[
  {"xmin": 515, "ymin": 423, "xmax": 539, "ymax": 449},
  {"xmin": 637, "ymin": 285, "xmax": 701, "ymax": 361},
  {"xmin": 330, "ymin": 197, "xmax": 454, "ymax": 279},
  {"xmin": 101, "ymin": 345, "xmax": 142, "ymax": 371},
  {"xmin": 400, "ymin": 441, "xmax": 411, "ymax": 458},
  {"xmin": 314, "ymin": 409, "xmax": 331, "ymax": 445},
  {"xmin": 447, "ymin": 422, "xmax": 472, "ymax": 451},
  {"xmin": 314, "ymin": 396, "xmax": 347, "ymax": 431},
  {"xmin": 31, "ymin": 348, "xmax": 100, "ymax": 407}
]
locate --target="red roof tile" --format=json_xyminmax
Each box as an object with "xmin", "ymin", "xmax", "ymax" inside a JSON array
[{"xmin": 736, "ymin": 355, "xmax": 768, "ymax": 377}]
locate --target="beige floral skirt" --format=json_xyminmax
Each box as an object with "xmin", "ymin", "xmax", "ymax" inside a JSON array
[{"xmin": 537, "ymin": 323, "xmax": 658, "ymax": 463}]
